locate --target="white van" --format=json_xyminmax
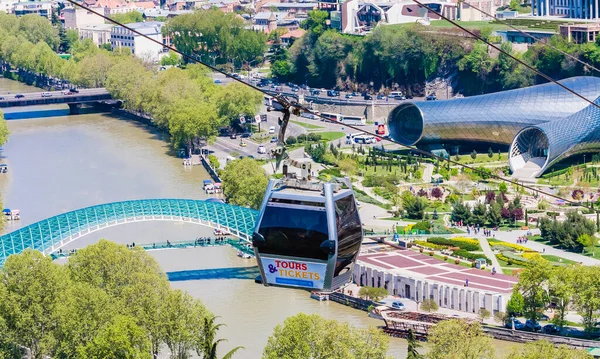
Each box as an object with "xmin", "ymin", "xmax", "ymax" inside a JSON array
[
  {"xmin": 390, "ymin": 91, "xmax": 403, "ymax": 97},
  {"xmin": 41, "ymin": 92, "xmax": 52, "ymax": 98}
]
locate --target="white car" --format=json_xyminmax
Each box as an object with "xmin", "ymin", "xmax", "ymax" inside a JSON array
[
  {"xmin": 41, "ymin": 92, "xmax": 52, "ymax": 97},
  {"xmin": 257, "ymin": 145, "xmax": 266, "ymax": 154},
  {"xmin": 269, "ymin": 126, "xmax": 276, "ymax": 134}
]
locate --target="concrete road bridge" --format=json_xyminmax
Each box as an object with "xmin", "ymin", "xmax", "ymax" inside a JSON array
[
  {"xmin": 0, "ymin": 199, "xmax": 258, "ymax": 266},
  {"xmin": 0, "ymin": 88, "xmax": 115, "ymax": 114}
]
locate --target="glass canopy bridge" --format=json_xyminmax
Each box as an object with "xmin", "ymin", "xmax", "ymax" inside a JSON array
[{"xmin": 0, "ymin": 199, "xmax": 259, "ymax": 267}]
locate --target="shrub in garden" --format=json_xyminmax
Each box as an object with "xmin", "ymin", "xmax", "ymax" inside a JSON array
[
  {"xmin": 429, "ymin": 251, "xmax": 434, "ymax": 256},
  {"xmin": 454, "ymin": 259, "xmax": 461, "ymax": 264}
]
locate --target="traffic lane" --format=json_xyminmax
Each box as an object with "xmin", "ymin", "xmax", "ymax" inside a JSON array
[{"xmin": 0, "ymin": 88, "xmax": 109, "ymax": 100}]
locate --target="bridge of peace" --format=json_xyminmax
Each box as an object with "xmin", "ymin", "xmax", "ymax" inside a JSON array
[
  {"xmin": 0, "ymin": 88, "xmax": 116, "ymax": 114},
  {"xmin": 0, "ymin": 198, "xmax": 514, "ymax": 315}
]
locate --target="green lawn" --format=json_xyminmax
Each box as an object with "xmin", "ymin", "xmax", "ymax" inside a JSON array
[
  {"xmin": 290, "ymin": 120, "xmax": 324, "ymax": 130},
  {"xmin": 453, "ymin": 153, "xmax": 509, "ymax": 165},
  {"xmin": 541, "ymin": 255, "xmax": 577, "ymax": 265},
  {"xmin": 316, "ymin": 132, "xmax": 345, "ymax": 142}
]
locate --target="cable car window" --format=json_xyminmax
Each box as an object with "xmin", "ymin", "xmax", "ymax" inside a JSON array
[
  {"xmin": 334, "ymin": 195, "xmax": 362, "ymax": 276},
  {"xmin": 258, "ymin": 206, "xmax": 329, "ymax": 260},
  {"xmin": 269, "ymin": 198, "xmax": 325, "ymax": 207}
]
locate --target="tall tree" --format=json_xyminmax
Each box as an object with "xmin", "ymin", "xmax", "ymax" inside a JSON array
[
  {"xmin": 263, "ymin": 313, "xmax": 389, "ymax": 359},
  {"xmin": 506, "ymin": 340, "xmax": 592, "ymax": 359},
  {"xmin": 406, "ymin": 329, "xmax": 422, "ymax": 359},
  {"xmin": 221, "ymin": 158, "xmax": 268, "ymax": 209},
  {"xmin": 426, "ymin": 320, "xmax": 494, "ymax": 359},
  {"xmin": 516, "ymin": 257, "xmax": 552, "ymax": 322},
  {"xmin": 570, "ymin": 265, "xmax": 600, "ymax": 331}
]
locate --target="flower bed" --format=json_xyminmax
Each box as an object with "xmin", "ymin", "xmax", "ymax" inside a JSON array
[
  {"xmin": 489, "ymin": 240, "xmax": 536, "ymax": 253},
  {"xmin": 413, "ymin": 240, "xmax": 446, "ymax": 250}
]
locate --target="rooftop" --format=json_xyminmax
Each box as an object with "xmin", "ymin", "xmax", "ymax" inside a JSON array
[{"xmin": 267, "ymin": 2, "xmax": 318, "ymax": 8}]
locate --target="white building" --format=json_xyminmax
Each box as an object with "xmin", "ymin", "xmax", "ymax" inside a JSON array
[
  {"xmin": 111, "ymin": 21, "xmax": 167, "ymax": 63},
  {"xmin": 79, "ymin": 23, "xmax": 114, "ymax": 46},
  {"xmin": 341, "ymin": 0, "xmax": 457, "ymax": 34},
  {"xmin": 13, "ymin": 1, "xmax": 53, "ymax": 18},
  {"xmin": 63, "ymin": 7, "xmax": 105, "ymax": 29},
  {"xmin": 0, "ymin": 0, "xmax": 18, "ymax": 14}
]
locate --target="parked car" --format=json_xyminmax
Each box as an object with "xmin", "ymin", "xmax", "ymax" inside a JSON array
[
  {"xmin": 230, "ymin": 133, "xmax": 237, "ymax": 139},
  {"xmin": 505, "ymin": 318, "xmax": 525, "ymax": 330},
  {"xmin": 327, "ymin": 90, "xmax": 339, "ymax": 97},
  {"xmin": 363, "ymin": 94, "xmax": 373, "ymax": 100},
  {"xmin": 525, "ymin": 319, "xmax": 542, "ymax": 332},
  {"xmin": 393, "ymin": 95, "xmax": 406, "ymax": 100},
  {"xmin": 69, "ymin": 88, "xmax": 79, "ymax": 93},
  {"xmin": 405, "ymin": 94, "xmax": 414, "ymax": 99},
  {"xmin": 214, "ymin": 79, "xmax": 222, "ymax": 84},
  {"xmin": 241, "ymin": 132, "xmax": 251, "ymax": 138},
  {"xmin": 269, "ymin": 126, "xmax": 276, "ymax": 134},
  {"xmin": 391, "ymin": 301, "xmax": 405, "ymax": 310},
  {"xmin": 345, "ymin": 93, "xmax": 353, "ymax": 99},
  {"xmin": 270, "ymin": 137, "xmax": 278, "ymax": 143},
  {"xmin": 376, "ymin": 94, "xmax": 385, "ymax": 100},
  {"xmin": 14, "ymin": 94, "xmax": 24, "ymax": 99},
  {"xmin": 311, "ymin": 90, "xmax": 321, "ymax": 96},
  {"xmin": 542, "ymin": 324, "xmax": 560, "ymax": 334},
  {"xmin": 257, "ymin": 145, "xmax": 266, "ymax": 154},
  {"xmin": 426, "ymin": 94, "xmax": 437, "ymax": 101}
]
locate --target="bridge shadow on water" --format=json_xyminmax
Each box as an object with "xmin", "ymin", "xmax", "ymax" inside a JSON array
[
  {"xmin": 167, "ymin": 266, "xmax": 260, "ymax": 282},
  {"xmin": 4, "ymin": 107, "xmax": 108, "ymax": 120}
]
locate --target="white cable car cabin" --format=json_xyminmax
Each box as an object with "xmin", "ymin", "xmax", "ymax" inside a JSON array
[{"xmin": 252, "ymin": 161, "xmax": 363, "ymax": 291}]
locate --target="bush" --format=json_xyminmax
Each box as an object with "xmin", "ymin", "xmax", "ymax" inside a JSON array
[
  {"xmin": 413, "ymin": 221, "xmax": 432, "ymax": 233},
  {"xmin": 297, "ymin": 134, "xmax": 307, "ymax": 143},
  {"xmin": 419, "ymin": 247, "xmax": 424, "ymax": 253},
  {"xmin": 453, "ymin": 249, "xmax": 491, "ymax": 264},
  {"xmin": 429, "ymin": 251, "xmax": 434, "ymax": 256},
  {"xmin": 307, "ymin": 133, "xmax": 322, "ymax": 142},
  {"xmin": 443, "ymin": 255, "xmax": 448, "ymax": 261},
  {"xmin": 454, "ymin": 259, "xmax": 461, "ymax": 264},
  {"xmin": 420, "ymin": 298, "xmax": 439, "ymax": 312},
  {"xmin": 286, "ymin": 136, "xmax": 297, "ymax": 145}
]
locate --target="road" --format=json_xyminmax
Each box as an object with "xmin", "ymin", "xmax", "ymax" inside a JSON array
[
  {"xmin": 0, "ymin": 88, "xmax": 109, "ymax": 102},
  {"xmin": 211, "ymin": 72, "xmax": 428, "ymax": 105}
]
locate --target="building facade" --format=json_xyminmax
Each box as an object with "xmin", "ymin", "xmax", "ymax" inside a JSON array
[
  {"xmin": 63, "ymin": 7, "xmax": 105, "ymax": 29},
  {"xmin": 532, "ymin": 0, "xmax": 600, "ymax": 18},
  {"xmin": 0, "ymin": 0, "xmax": 18, "ymax": 14},
  {"xmin": 386, "ymin": 76, "xmax": 600, "ymax": 177},
  {"xmin": 13, "ymin": 1, "xmax": 52, "ymax": 18},
  {"xmin": 111, "ymin": 21, "xmax": 167, "ymax": 62},
  {"xmin": 341, "ymin": 0, "xmax": 457, "ymax": 35},
  {"xmin": 79, "ymin": 23, "xmax": 113, "ymax": 46},
  {"xmin": 560, "ymin": 23, "xmax": 600, "ymax": 43}
]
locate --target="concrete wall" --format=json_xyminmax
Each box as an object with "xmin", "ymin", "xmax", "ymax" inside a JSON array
[{"xmin": 353, "ymin": 262, "xmax": 508, "ymax": 314}]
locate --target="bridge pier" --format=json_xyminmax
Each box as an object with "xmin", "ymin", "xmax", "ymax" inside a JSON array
[{"xmin": 68, "ymin": 103, "xmax": 82, "ymax": 115}]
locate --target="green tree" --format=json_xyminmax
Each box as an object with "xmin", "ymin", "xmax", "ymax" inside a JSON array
[
  {"xmin": 358, "ymin": 286, "xmax": 389, "ymax": 302},
  {"xmin": 577, "ymin": 233, "xmax": 595, "ymax": 255},
  {"xmin": 486, "ymin": 201, "xmax": 503, "ymax": 227},
  {"xmin": 221, "ymin": 158, "xmax": 268, "ymax": 209},
  {"xmin": 506, "ymin": 288, "xmax": 525, "ymax": 316},
  {"xmin": 548, "ymin": 266, "xmax": 573, "ymax": 328},
  {"xmin": 0, "ymin": 250, "xmax": 69, "ymax": 359},
  {"xmin": 80, "ymin": 315, "xmax": 152, "ymax": 359},
  {"xmin": 470, "ymin": 150, "xmax": 477, "ymax": 160},
  {"xmin": 506, "ymin": 340, "xmax": 592, "ymax": 359},
  {"xmin": 498, "ymin": 182, "xmax": 508, "ymax": 194},
  {"xmin": 18, "ymin": 14, "xmax": 59, "ymax": 50},
  {"xmin": 570, "ymin": 265, "xmax": 600, "ymax": 331},
  {"xmin": 160, "ymin": 51, "xmax": 181, "ymax": 66},
  {"xmin": 109, "ymin": 11, "xmax": 144, "ymax": 24},
  {"xmin": 509, "ymin": 0, "xmax": 520, "ymax": 9},
  {"xmin": 208, "ymin": 154, "xmax": 220, "ymax": 170},
  {"xmin": 302, "ymin": 10, "xmax": 328, "ymax": 36},
  {"xmin": 487, "ymin": 147, "xmax": 493, "ymax": 158},
  {"xmin": 450, "ymin": 201, "xmax": 471, "ymax": 224},
  {"xmin": 200, "ymin": 315, "xmax": 243, "ymax": 359},
  {"xmin": 0, "ymin": 111, "xmax": 10, "ymax": 148},
  {"xmin": 406, "ymin": 329, "xmax": 422, "ymax": 359},
  {"xmin": 420, "ymin": 299, "xmax": 439, "ymax": 313},
  {"xmin": 402, "ymin": 191, "xmax": 428, "ymax": 220},
  {"xmin": 479, "ymin": 308, "xmax": 491, "ymax": 321},
  {"xmin": 262, "ymin": 313, "xmax": 390, "ymax": 359},
  {"xmin": 472, "ymin": 202, "xmax": 487, "ymax": 226},
  {"xmin": 213, "ymin": 82, "xmax": 263, "ymax": 125},
  {"xmin": 161, "ymin": 290, "xmax": 209, "ymax": 359},
  {"xmin": 426, "ymin": 320, "xmax": 494, "ymax": 359},
  {"xmin": 517, "ymin": 257, "xmax": 552, "ymax": 322}
]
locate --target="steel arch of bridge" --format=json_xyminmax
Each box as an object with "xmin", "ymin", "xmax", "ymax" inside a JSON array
[{"xmin": 0, "ymin": 199, "xmax": 259, "ymax": 266}]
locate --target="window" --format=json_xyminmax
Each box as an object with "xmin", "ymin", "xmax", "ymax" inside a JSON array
[
  {"xmin": 333, "ymin": 195, "xmax": 362, "ymax": 276},
  {"xmin": 258, "ymin": 205, "xmax": 329, "ymax": 260}
]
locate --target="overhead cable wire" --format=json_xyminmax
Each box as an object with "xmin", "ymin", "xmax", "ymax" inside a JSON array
[
  {"xmin": 65, "ymin": 0, "xmax": 595, "ymax": 209},
  {"xmin": 412, "ymin": 0, "xmax": 600, "ymax": 111},
  {"xmin": 455, "ymin": 0, "xmax": 600, "ymax": 74}
]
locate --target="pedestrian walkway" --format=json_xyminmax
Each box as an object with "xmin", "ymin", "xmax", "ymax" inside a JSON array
[
  {"xmin": 477, "ymin": 236, "xmax": 502, "ymax": 272},
  {"xmin": 492, "ymin": 229, "xmax": 600, "ymax": 266}
]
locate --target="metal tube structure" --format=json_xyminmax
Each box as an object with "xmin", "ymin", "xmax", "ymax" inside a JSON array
[{"xmin": 387, "ymin": 76, "xmax": 600, "ymax": 147}]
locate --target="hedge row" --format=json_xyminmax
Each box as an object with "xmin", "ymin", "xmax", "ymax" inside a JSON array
[
  {"xmin": 454, "ymin": 249, "xmax": 491, "ymax": 264},
  {"xmin": 427, "ymin": 237, "xmax": 480, "ymax": 251}
]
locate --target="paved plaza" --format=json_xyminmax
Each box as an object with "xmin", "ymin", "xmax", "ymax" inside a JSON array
[{"xmin": 358, "ymin": 249, "xmax": 518, "ymax": 294}]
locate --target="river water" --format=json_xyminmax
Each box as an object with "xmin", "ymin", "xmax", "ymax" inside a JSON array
[{"xmin": 0, "ymin": 77, "xmax": 519, "ymax": 358}]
